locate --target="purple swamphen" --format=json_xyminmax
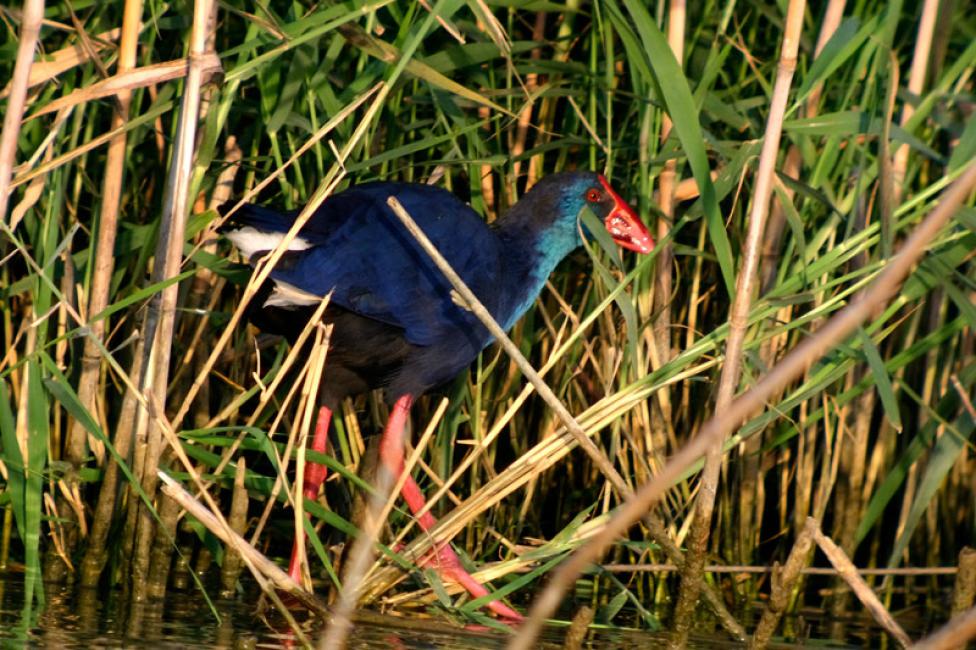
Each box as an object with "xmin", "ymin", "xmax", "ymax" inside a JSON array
[{"xmin": 223, "ymin": 171, "xmax": 653, "ymax": 619}]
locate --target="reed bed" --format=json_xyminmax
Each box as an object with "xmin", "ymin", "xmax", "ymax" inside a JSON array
[{"xmin": 1, "ymin": 1, "xmax": 974, "ymax": 647}]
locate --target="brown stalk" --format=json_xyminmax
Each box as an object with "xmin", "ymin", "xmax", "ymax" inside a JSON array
[
  {"xmin": 892, "ymin": 0, "xmax": 939, "ymax": 203},
  {"xmin": 756, "ymin": 6, "xmax": 845, "ymax": 558},
  {"xmin": 129, "ymin": 0, "xmax": 215, "ymax": 601},
  {"xmin": 510, "ymin": 12, "xmax": 545, "ymax": 184},
  {"xmin": 912, "ymin": 606, "xmax": 976, "ymax": 650},
  {"xmin": 749, "ymin": 517, "xmax": 817, "ymax": 649},
  {"xmin": 951, "ymin": 547, "xmax": 976, "ymax": 616},
  {"xmin": 810, "ymin": 522, "xmax": 913, "ymax": 647},
  {"xmin": 0, "ymin": 26, "xmax": 122, "ymax": 99},
  {"xmin": 219, "ymin": 457, "xmax": 250, "ymax": 596},
  {"xmin": 671, "ymin": 1, "xmax": 806, "ymax": 644},
  {"xmin": 156, "ymin": 471, "xmax": 319, "ymax": 646},
  {"xmin": 0, "ymin": 0, "xmax": 44, "ymax": 224},
  {"xmin": 76, "ymin": 0, "xmax": 145, "ymax": 588},
  {"xmin": 287, "ymin": 323, "xmax": 331, "ymax": 589},
  {"xmin": 507, "ymin": 159, "xmax": 976, "ymax": 650},
  {"xmin": 750, "ymin": 0, "xmax": 844, "ymax": 541},
  {"xmin": 599, "ymin": 563, "xmax": 958, "ymax": 576},
  {"xmin": 27, "ymin": 55, "xmax": 222, "ymax": 120},
  {"xmin": 652, "ymin": 0, "xmax": 685, "ymax": 398}
]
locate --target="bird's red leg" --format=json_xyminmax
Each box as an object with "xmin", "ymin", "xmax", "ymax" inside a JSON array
[
  {"xmin": 379, "ymin": 394, "xmax": 522, "ymax": 621},
  {"xmin": 288, "ymin": 405, "xmax": 333, "ymax": 583}
]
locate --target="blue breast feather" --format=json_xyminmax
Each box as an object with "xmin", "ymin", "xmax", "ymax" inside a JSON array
[{"xmin": 247, "ymin": 182, "xmax": 507, "ymax": 348}]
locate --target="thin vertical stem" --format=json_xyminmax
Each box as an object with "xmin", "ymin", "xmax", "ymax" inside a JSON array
[
  {"xmin": 78, "ymin": 0, "xmax": 145, "ymax": 588},
  {"xmin": 892, "ymin": 0, "xmax": 940, "ymax": 202},
  {"xmin": 130, "ymin": 0, "xmax": 214, "ymax": 600},
  {"xmin": 672, "ymin": 0, "xmax": 807, "ymax": 644},
  {"xmin": 0, "ymin": 0, "xmax": 45, "ymax": 223}
]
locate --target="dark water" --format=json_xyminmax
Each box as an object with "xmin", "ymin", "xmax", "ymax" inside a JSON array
[
  {"xmin": 0, "ymin": 570, "xmax": 864, "ymax": 648},
  {"xmin": 0, "ymin": 570, "xmax": 681, "ymax": 649}
]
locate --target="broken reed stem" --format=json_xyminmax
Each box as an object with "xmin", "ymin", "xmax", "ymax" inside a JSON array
[
  {"xmin": 671, "ymin": 1, "xmax": 806, "ymax": 643},
  {"xmin": 79, "ymin": 0, "xmax": 145, "ymax": 588},
  {"xmin": 219, "ymin": 457, "xmax": 249, "ymax": 596},
  {"xmin": 508, "ymin": 160, "xmax": 976, "ymax": 650},
  {"xmin": 810, "ymin": 523, "xmax": 913, "ymax": 648},
  {"xmin": 130, "ymin": 0, "xmax": 215, "ymax": 601},
  {"xmin": 0, "ymin": 0, "xmax": 44, "ymax": 223},
  {"xmin": 749, "ymin": 517, "xmax": 818, "ymax": 649},
  {"xmin": 156, "ymin": 471, "xmax": 321, "ymax": 647},
  {"xmin": 951, "ymin": 547, "xmax": 976, "ymax": 616}
]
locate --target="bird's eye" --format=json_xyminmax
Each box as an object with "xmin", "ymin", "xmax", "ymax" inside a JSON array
[{"xmin": 585, "ymin": 188, "xmax": 601, "ymax": 202}]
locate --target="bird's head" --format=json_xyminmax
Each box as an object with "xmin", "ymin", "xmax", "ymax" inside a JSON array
[{"xmin": 513, "ymin": 171, "xmax": 654, "ymax": 256}]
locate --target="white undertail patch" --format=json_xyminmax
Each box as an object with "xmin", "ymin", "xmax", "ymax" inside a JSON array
[{"xmin": 224, "ymin": 226, "xmax": 312, "ymax": 260}]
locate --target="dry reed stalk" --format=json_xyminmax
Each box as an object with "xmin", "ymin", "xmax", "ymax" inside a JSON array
[
  {"xmin": 146, "ymin": 482, "xmax": 183, "ymax": 598},
  {"xmin": 756, "ymin": 1, "xmax": 846, "ymax": 558},
  {"xmin": 892, "ymin": 0, "xmax": 940, "ymax": 203},
  {"xmin": 129, "ymin": 0, "xmax": 216, "ymax": 601},
  {"xmin": 156, "ymin": 471, "xmax": 319, "ymax": 646},
  {"xmin": 0, "ymin": 26, "xmax": 122, "ymax": 99},
  {"xmin": 828, "ymin": 369, "xmax": 875, "ymax": 630},
  {"xmin": 600, "ymin": 563, "xmax": 959, "ymax": 576},
  {"xmin": 321, "ymin": 400, "xmax": 448, "ymax": 649},
  {"xmin": 749, "ymin": 517, "xmax": 818, "ymax": 649},
  {"xmin": 219, "ymin": 458, "xmax": 249, "ymax": 596},
  {"xmin": 951, "ymin": 547, "xmax": 976, "ymax": 616},
  {"xmin": 507, "ymin": 160, "xmax": 976, "ymax": 650},
  {"xmin": 912, "ymin": 606, "xmax": 976, "ymax": 650},
  {"xmin": 288, "ymin": 323, "xmax": 330, "ymax": 589},
  {"xmin": 28, "ymin": 55, "xmax": 222, "ymax": 120},
  {"xmin": 652, "ymin": 0, "xmax": 685, "ymax": 400},
  {"xmin": 76, "ymin": 0, "xmax": 145, "ymax": 588},
  {"xmin": 671, "ymin": 1, "xmax": 807, "ymax": 644},
  {"xmin": 9, "ymin": 105, "xmax": 165, "ymax": 190},
  {"xmin": 0, "ymin": 0, "xmax": 44, "ymax": 224},
  {"xmin": 810, "ymin": 523, "xmax": 913, "ymax": 647}
]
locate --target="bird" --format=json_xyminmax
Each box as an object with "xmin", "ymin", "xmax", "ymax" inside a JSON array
[{"xmin": 221, "ymin": 171, "xmax": 653, "ymax": 619}]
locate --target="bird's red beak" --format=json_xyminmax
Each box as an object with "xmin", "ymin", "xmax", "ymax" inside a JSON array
[{"xmin": 598, "ymin": 175, "xmax": 654, "ymax": 254}]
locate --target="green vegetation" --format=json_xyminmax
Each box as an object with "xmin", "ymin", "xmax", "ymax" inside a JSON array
[{"xmin": 1, "ymin": 0, "xmax": 974, "ymax": 644}]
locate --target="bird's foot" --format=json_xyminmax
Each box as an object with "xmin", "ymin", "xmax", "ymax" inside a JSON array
[{"xmin": 412, "ymin": 542, "xmax": 523, "ymax": 621}]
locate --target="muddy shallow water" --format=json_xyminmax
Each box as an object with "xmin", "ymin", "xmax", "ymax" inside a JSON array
[{"xmin": 0, "ymin": 570, "xmax": 861, "ymax": 648}]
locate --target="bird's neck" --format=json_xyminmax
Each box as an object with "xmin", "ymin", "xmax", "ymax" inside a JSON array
[{"xmin": 494, "ymin": 216, "xmax": 579, "ymax": 330}]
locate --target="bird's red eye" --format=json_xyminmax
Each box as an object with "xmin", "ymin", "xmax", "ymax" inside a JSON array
[{"xmin": 585, "ymin": 188, "xmax": 601, "ymax": 202}]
